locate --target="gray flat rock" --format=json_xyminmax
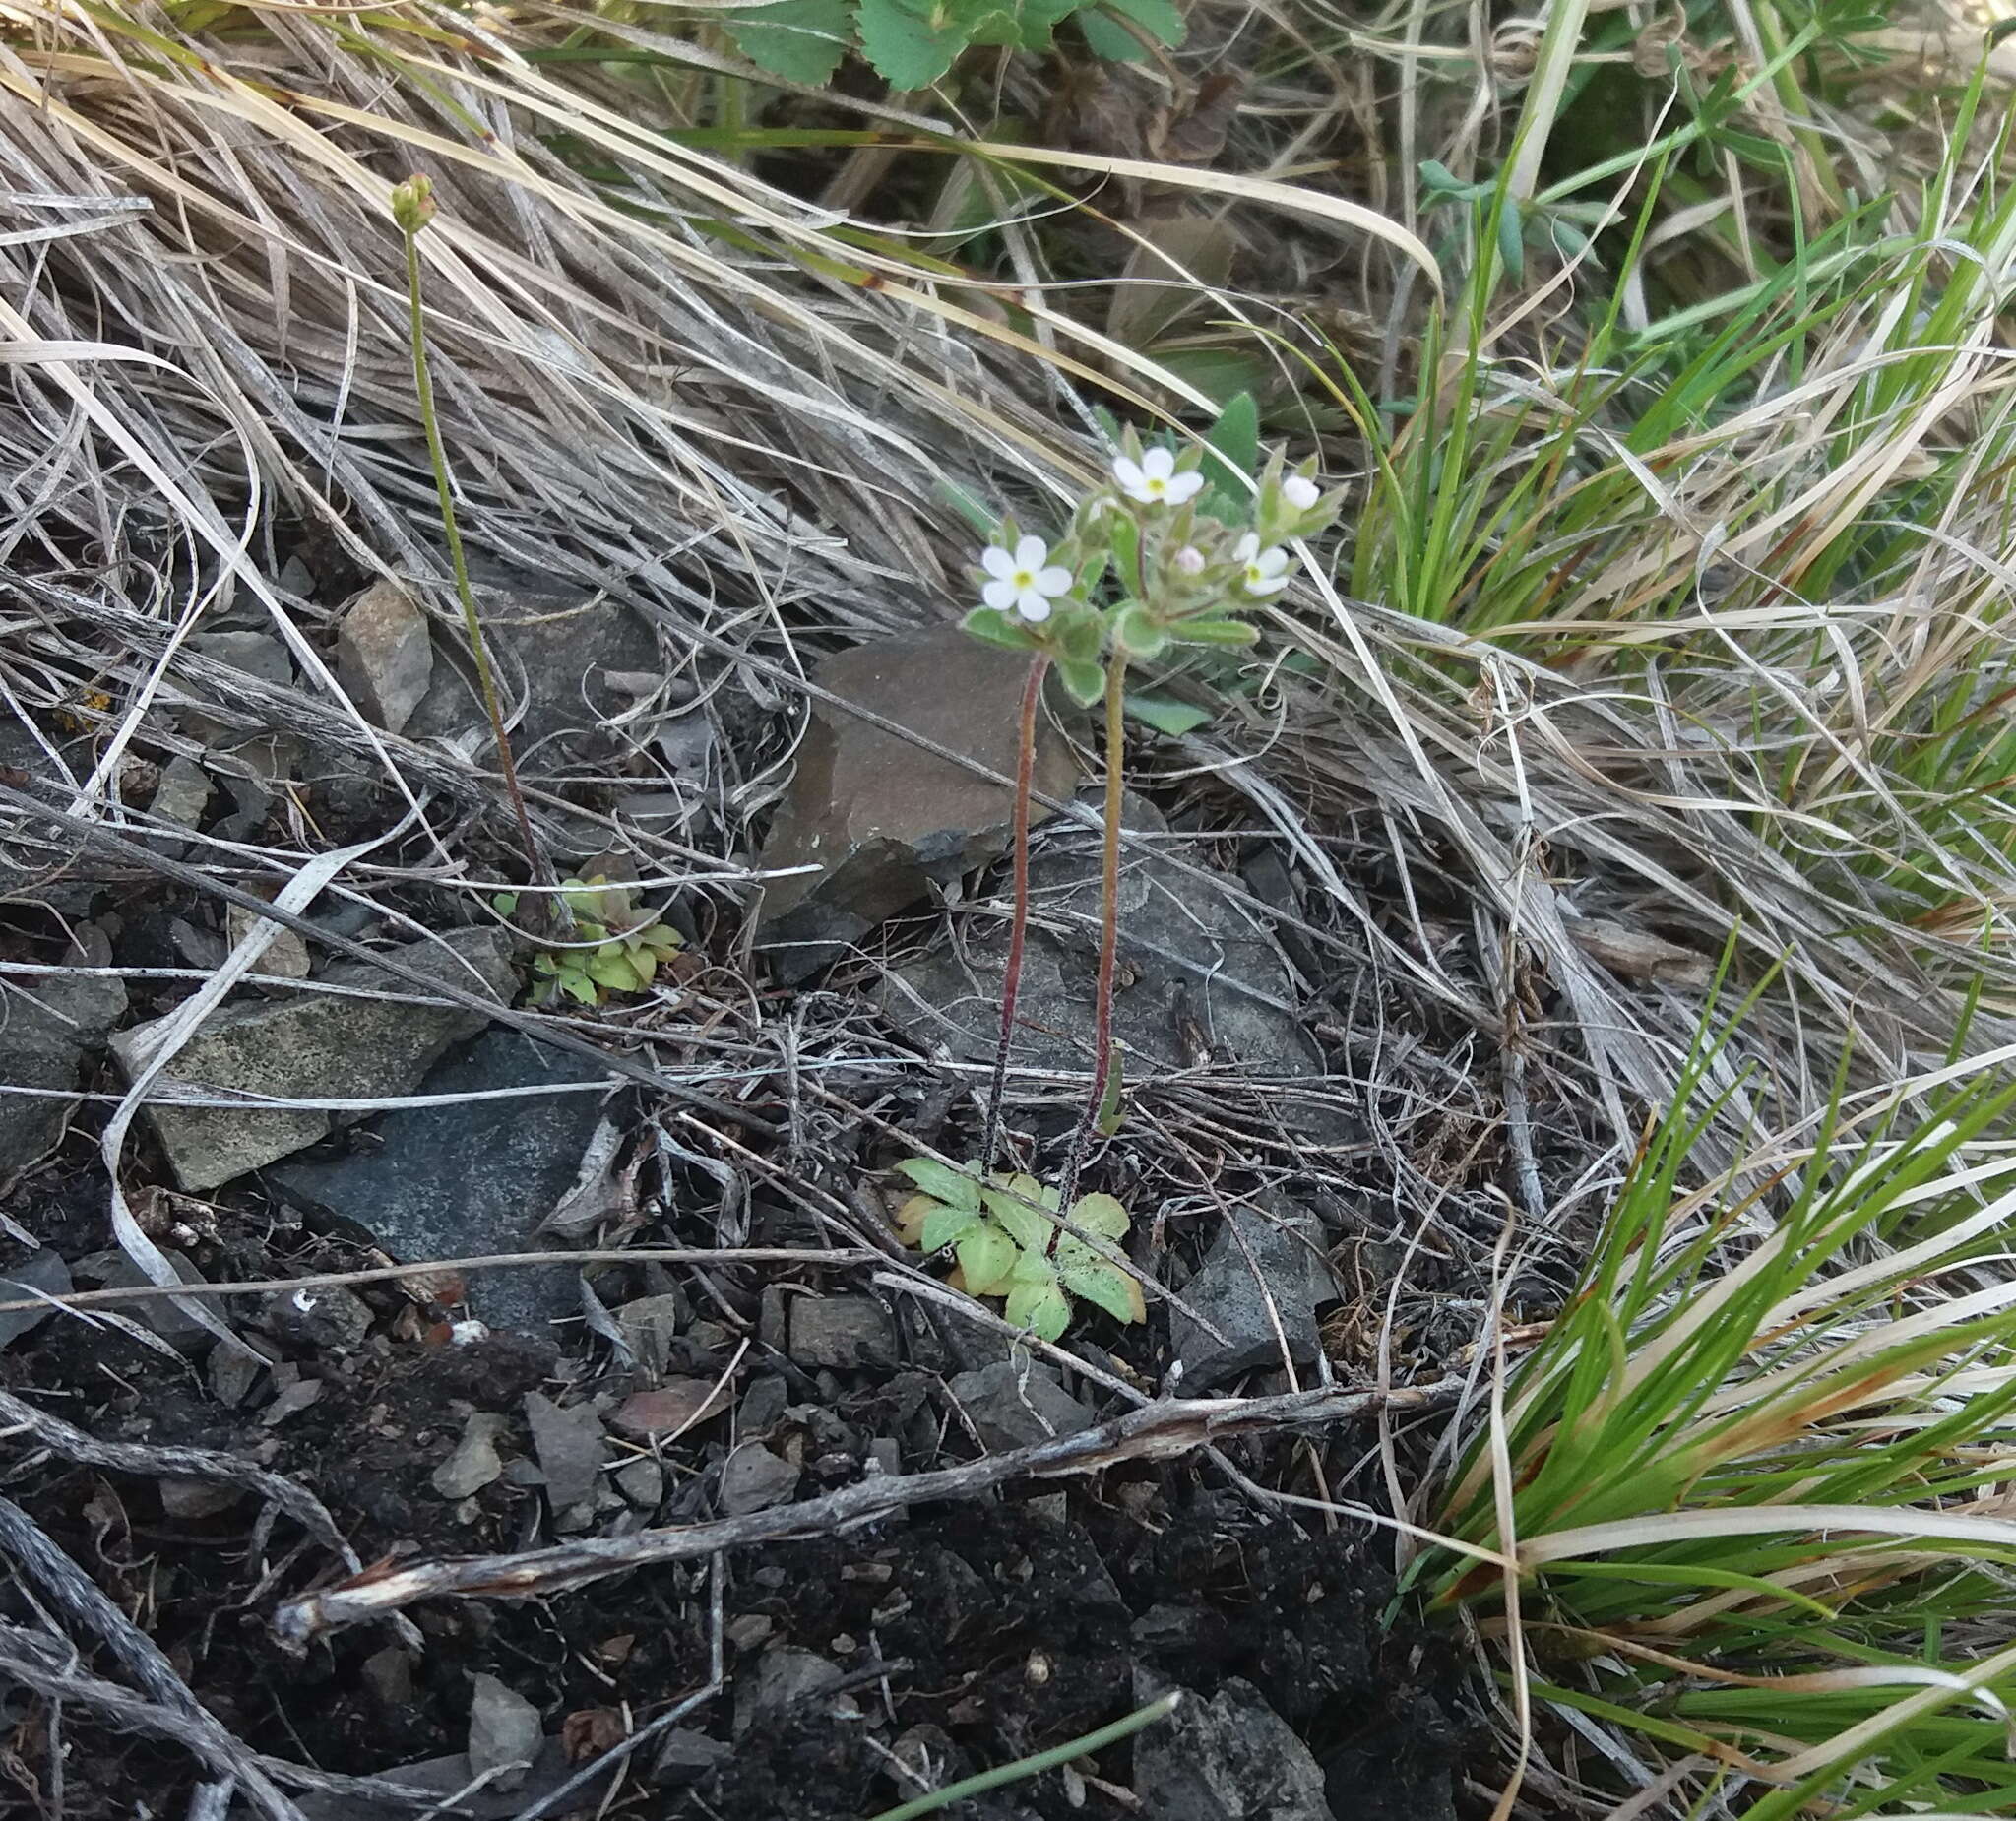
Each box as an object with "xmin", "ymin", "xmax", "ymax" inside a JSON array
[
  {"xmin": 0, "ymin": 1251, "xmax": 73, "ymax": 1351},
  {"xmin": 524, "ymin": 1391, "xmax": 606, "ymax": 1513},
  {"xmin": 878, "ymin": 795, "xmax": 1350, "ymax": 1137},
  {"xmin": 111, "ymin": 927, "xmax": 516, "ymax": 1191},
  {"xmin": 269, "ymin": 1029, "xmax": 608, "ymax": 1338},
  {"xmin": 788, "ymin": 1294, "xmax": 897, "ymax": 1371},
  {"xmin": 718, "ymin": 1442, "xmax": 800, "ymax": 1516},
  {"xmin": 1133, "ymin": 1674, "xmax": 1334, "ymax": 1821},
  {"xmin": 335, "ymin": 579, "xmax": 434, "ymax": 735},
  {"xmin": 947, "ymin": 1359, "xmax": 1094, "ymax": 1451},
  {"xmin": 755, "ymin": 631, "xmax": 1080, "ymax": 980},
  {"xmin": 0, "ymin": 968, "xmax": 127, "ymax": 1191},
  {"xmin": 466, "ymin": 1673, "xmax": 543, "ymax": 1793},
  {"xmin": 1168, "ymin": 1195, "xmax": 1333, "ymax": 1393}
]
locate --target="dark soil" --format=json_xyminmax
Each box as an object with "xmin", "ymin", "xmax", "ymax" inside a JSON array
[{"xmin": 0, "ymin": 1174, "xmax": 1476, "ymax": 1821}]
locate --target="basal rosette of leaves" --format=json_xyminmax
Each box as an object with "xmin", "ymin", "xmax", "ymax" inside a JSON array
[
  {"xmin": 498, "ymin": 876, "xmax": 685, "ymax": 1005},
  {"xmin": 893, "ymin": 1159, "xmax": 1144, "ymax": 1342},
  {"xmin": 721, "ymin": 0, "xmax": 1183, "ymax": 93}
]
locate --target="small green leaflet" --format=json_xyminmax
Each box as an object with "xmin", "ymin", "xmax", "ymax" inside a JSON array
[
  {"xmin": 854, "ymin": 0, "xmax": 964, "ymax": 88},
  {"xmin": 1125, "ymin": 693, "xmax": 1211, "ymax": 737},
  {"xmin": 1078, "ymin": 0, "xmax": 1185, "ymax": 59},
  {"xmin": 895, "ymin": 1157, "xmax": 981, "ymax": 1211},
  {"xmin": 724, "ymin": 0, "xmax": 852, "ymax": 85},
  {"xmin": 1198, "ymin": 389, "xmax": 1258, "ymax": 512},
  {"xmin": 956, "ymin": 1224, "xmax": 1018, "ymax": 1295},
  {"xmin": 919, "ymin": 1204, "xmax": 983, "ymax": 1252}
]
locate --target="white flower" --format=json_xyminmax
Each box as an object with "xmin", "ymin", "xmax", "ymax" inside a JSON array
[
  {"xmin": 1235, "ymin": 532, "xmax": 1292, "ymax": 597},
  {"xmin": 1173, "ymin": 545, "xmax": 1206, "ymax": 576},
  {"xmin": 1281, "ymin": 474, "xmax": 1321, "ymax": 512},
  {"xmin": 979, "ymin": 534, "xmax": 1073, "ymax": 623},
  {"xmin": 1112, "ymin": 447, "xmax": 1204, "ymax": 507}
]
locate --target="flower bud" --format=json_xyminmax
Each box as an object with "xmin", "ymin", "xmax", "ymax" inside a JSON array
[
  {"xmin": 390, "ymin": 174, "xmax": 436, "ymax": 234},
  {"xmin": 1173, "ymin": 545, "xmax": 1206, "ymax": 576},
  {"xmin": 1281, "ymin": 474, "xmax": 1320, "ymax": 512}
]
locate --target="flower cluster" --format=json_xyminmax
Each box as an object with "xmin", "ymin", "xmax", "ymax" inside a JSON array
[{"xmin": 962, "ymin": 429, "xmax": 1342, "ymax": 705}]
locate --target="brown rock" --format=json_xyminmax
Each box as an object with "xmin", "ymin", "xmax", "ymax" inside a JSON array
[
  {"xmin": 755, "ymin": 630, "xmax": 1079, "ymax": 978},
  {"xmin": 609, "ymin": 1378, "xmax": 732, "ymax": 1439},
  {"xmin": 335, "ymin": 580, "xmax": 434, "ymax": 735}
]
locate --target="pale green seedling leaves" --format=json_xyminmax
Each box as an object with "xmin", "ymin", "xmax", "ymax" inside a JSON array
[
  {"xmin": 1004, "ymin": 1254, "xmax": 1070, "ymax": 1341},
  {"xmin": 956, "ymin": 1224, "xmax": 1018, "ymax": 1295},
  {"xmin": 895, "ymin": 1157, "xmax": 981, "ymax": 1211},
  {"xmin": 919, "ymin": 1203, "xmax": 983, "ymax": 1252},
  {"xmin": 983, "ymin": 1173, "xmax": 1056, "ymax": 1253}
]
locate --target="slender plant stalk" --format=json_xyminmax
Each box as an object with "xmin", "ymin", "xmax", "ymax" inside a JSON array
[
  {"xmin": 1061, "ymin": 652, "xmax": 1128, "ymax": 1206},
  {"xmin": 396, "ymin": 183, "xmax": 545, "ymax": 890},
  {"xmin": 979, "ymin": 653, "xmax": 1048, "ymax": 1175},
  {"xmin": 864, "ymin": 1691, "xmax": 1180, "ymax": 1821}
]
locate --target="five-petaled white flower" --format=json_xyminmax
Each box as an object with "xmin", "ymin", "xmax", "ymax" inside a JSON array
[
  {"xmin": 980, "ymin": 534, "xmax": 1073, "ymax": 623},
  {"xmin": 1281, "ymin": 474, "xmax": 1321, "ymax": 511},
  {"xmin": 1113, "ymin": 447, "xmax": 1203, "ymax": 507},
  {"xmin": 1235, "ymin": 532, "xmax": 1292, "ymax": 597}
]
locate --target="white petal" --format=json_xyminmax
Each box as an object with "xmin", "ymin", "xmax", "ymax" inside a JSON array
[
  {"xmin": 1118, "ymin": 477, "xmax": 1156, "ymax": 504},
  {"xmin": 1246, "ymin": 575, "xmax": 1290, "ymax": 597},
  {"xmin": 1111, "ymin": 456, "xmax": 1145, "ymax": 490},
  {"xmin": 1282, "ymin": 475, "xmax": 1321, "ymax": 510},
  {"xmin": 1035, "ymin": 565, "xmax": 1072, "ymax": 597},
  {"xmin": 1014, "ymin": 533, "xmax": 1047, "ymax": 569},
  {"xmin": 980, "ymin": 544, "xmax": 1016, "ymax": 578},
  {"xmin": 1257, "ymin": 546, "xmax": 1291, "ymax": 577},
  {"xmin": 1015, "ymin": 592, "xmax": 1053, "ymax": 623},
  {"xmin": 1140, "ymin": 447, "xmax": 1175, "ymax": 480},
  {"xmin": 1164, "ymin": 470, "xmax": 1204, "ymax": 504},
  {"xmin": 982, "ymin": 578, "xmax": 1019, "ymax": 610},
  {"xmin": 1233, "ymin": 532, "xmax": 1259, "ymax": 561}
]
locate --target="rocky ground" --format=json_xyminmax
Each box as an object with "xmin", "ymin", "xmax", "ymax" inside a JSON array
[{"xmin": 0, "ymin": 553, "xmax": 1554, "ymax": 1819}]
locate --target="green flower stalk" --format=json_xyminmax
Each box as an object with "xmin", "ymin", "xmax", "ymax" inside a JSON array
[{"xmin": 392, "ymin": 173, "xmax": 546, "ymax": 898}]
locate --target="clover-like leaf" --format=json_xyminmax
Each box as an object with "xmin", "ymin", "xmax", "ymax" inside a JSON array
[
  {"xmin": 1004, "ymin": 1256, "xmax": 1070, "ymax": 1341},
  {"xmin": 587, "ymin": 947, "xmax": 644, "ymax": 992},
  {"xmin": 895, "ymin": 1158, "xmax": 982, "ymax": 1212},
  {"xmin": 920, "ymin": 1204, "xmax": 984, "ymax": 1253},
  {"xmin": 1068, "ymin": 1193, "xmax": 1130, "ymax": 1239},
  {"xmin": 559, "ymin": 971, "xmax": 600, "ymax": 1005},
  {"xmin": 983, "ymin": 1173, "xmax": 1055, "ymax": 1255},
  {"xmin": 1056, "ymin": 1255, "xmax": 1146, "ymax": 1325},
  {"xmin": 956, "ymin": 1223, "xmax": 1019, "ymax": 1296}
]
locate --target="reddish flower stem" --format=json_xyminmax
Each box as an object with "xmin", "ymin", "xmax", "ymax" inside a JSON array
[
  {"xmin": 1060, "ymin": 653, "xmax": 1127, "ymax": 1206},
  {"xmin": 979, "ymin": 653, "xmax": 1048, "ymax": 1174}
]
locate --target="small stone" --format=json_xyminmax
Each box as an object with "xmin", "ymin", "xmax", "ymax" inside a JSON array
[
  {"xmin": 755, "ymin": 630, "xmax": 1080, "ymax": 980},
  {"xmin": 613, "ymin": 1458, "xmax": 663, "ymax": 1509},
  {"xmin": 335, "ymin": 580, "xmax": 434, "ymax": 736},
  {"xmin": 718, "ymin": 1443, "xmax": 799, "ymax": 1516},
  {"xmin": 1168, "ymin": 1196, "xmax": 1332, "ymax": 1393},
  {"xmin": 158, "ymin": 1477, "xmax": 240, "ymax": 1521},
  {"xmin": 226, "ymin": 902, "xmax": 312, "ymax": 981},
  {"xmin": 613, "ymin": 1293, "xmax": 684, "ymax": 1382},
  {"xmin": 733, "ymin": 1647, "xmax": 843, "ymax": 1737},
  {"xmin": 758, "ymin": 1286, "xmax": 788, "ymax": 1352},
  {"xmin": 788, "ymin": 1295, "xmax": 896, "ymax": 1371},
  {"xmin": 609, "ymin": 1379, "xmax": 732, "ymax": 1440},
  {"xmin": 0, "ymin": 1251, "xmax": 72, "ymax": 1351},
  {"xmin": 260, "ymin": 1283, "xmax": 374, "ymax": 1355},
  {"xmin": 524, "ymin": 1392, "xmax": 606, "ymax": 1512},
  {"xmin": 725, "ymin": 1614, "xmax": 774, "ymax": 1652},
  {"xmin": 947, "ymin": 1361, "xmax": 1094, "ymax": 1452},
  {"xmin": 651, "ymin": 1728, "xmax": 731, "ymax": 1789},
  {"xmin": 207, "ymin": 1339, "xmax": 267, "ymax": 1408},
  {"xmin": 150, "ymin": 755, "xmax": 212, "ymax": 831},
  {"xmin": 261, "ymin": 1377, "xmax": 323, "ymax": 1426},
  {"xmin": 0, "ymin": 971, "xmax": 128, "ymax": 1193},
  {"xmin": 1132, "ymin": 1674, "xmax": 1333, "ymax": 1821},
  {"xmin": 361, "ymin": 1646, "xmax": 415, "ymax": 1708},
  {"xmin": 432, "ymin": 1412, "xmax": 509, "ymax": 1499},
  {"xmin": 466, "ymin": 1673, "xmax": 542, "ymax": 1793},
  {"xmin": 188, "ymin": 629, "xmax": 293, "ymax": 687},
  {"xmin": 71, "ymin": 1248, "xmax": 212, "ymax": 1351},
  {"xmin": 736, "ymin": 1376, "xmax": 788, "ymax": 1439}
]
